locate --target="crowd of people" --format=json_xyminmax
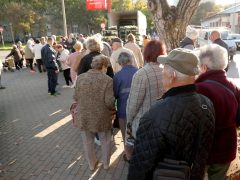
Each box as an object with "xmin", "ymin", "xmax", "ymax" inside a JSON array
[
  {"xmin": 1, "ymin": 26, "xmax": 240, "ymax": 180},
  {"xmin": 72, "ymin": 27, "xmax": 239, "ymax": 180}
]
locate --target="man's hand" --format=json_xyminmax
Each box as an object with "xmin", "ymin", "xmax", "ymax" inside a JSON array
[{"xmin": 55, "ymin": 70, "xmax": 59, "ymax": 74}]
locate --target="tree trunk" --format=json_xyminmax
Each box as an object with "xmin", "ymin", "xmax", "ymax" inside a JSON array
[{"xmin": 147, "ymin": 0, "xmax": 201, "ymax": 50}]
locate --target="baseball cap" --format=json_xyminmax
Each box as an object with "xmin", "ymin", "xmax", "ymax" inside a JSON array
[{"xmin": 157, "ymin": 48, "xmax": 199, "ymax": 76}]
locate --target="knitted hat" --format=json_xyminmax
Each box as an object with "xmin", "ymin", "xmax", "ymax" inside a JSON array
[{"xmin": 186, "ymin": 26, "xmax": 198, "ymax": 40}]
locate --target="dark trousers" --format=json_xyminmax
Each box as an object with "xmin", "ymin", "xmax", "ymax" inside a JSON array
[
  {"xmin": 19, "ymin": 59, "xmax": 23, "ymax": 68},
  {"xmin": 63, "ymin": 68, "xmax": 72, "ymax": 86},
  {"xmin": 36, "ymin": 59, "xmax": 45, "ymax": 73},
  {"xmin": 47, "ymin": 69, "xmax": 58, "ymax": 95},
  {"xmin": 14, "ymin": 61, "xmax": 21, "ymax": 70},
  {"xmin": 26, "ymin": 59, "xmax": 34, "ymax": 70}
]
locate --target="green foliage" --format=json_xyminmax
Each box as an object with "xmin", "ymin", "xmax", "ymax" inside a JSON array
[
  {"xmin": 51, "ymin": 0, "xmax": 107, "ymax": 33},
  {"xmin": 134, "ymin": 0, "xmax": 154, "ymax": 31},
  {"xmin": 0, "ymin": 0, "xmax": 151, "ymax": 35},
  {"xmin": 112, "ymin": 0, "xmax": 134, "ymax": 11},
  {"xmin": 0, "ymin": 1, "xmax": 47, "ymax": 35},
  {"xmin": 1, "ymin": 2, "xmax": 37, "ymax": 32},
  {"xmin": 191, "ymin": 2, "xmax": 224, "ymax": 25}
]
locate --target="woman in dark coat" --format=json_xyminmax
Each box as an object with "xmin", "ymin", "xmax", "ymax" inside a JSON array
[{"xmin": 77, "ymin": 36, "xmax": 114, "ymax": 78}]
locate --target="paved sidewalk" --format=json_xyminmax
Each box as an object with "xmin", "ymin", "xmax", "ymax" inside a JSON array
[{"xmin": 0, "ymin": 69, "xmax": 128, "ymax": 180}]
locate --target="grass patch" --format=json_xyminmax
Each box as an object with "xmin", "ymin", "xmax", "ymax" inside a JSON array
[
  {"xmin": 0, "ymin": 43, "xmax": 14, "ymax": 50},
  {"xmin": 0, "ymin": 43, "xmax": 26, "ymax": 51}
]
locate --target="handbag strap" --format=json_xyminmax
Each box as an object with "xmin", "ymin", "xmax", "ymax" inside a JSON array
[
  {"xmin": 204, "ymin": 80, "xmax": 235, "ymax": 97},
  {"xmin": 190, "ymin": 94, "xmax": 210, "ymax": 168}
]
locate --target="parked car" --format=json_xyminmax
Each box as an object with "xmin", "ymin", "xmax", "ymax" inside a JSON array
[
  {"xmin": 198, "ymin": 28, "xmax": 236, "ymax": 60},
  {"xmin": 228, "ymin": 33, "xmax": 240, "ymax": 51}
]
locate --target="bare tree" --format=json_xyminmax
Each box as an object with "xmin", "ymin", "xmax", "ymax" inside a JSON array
[{"xmin": 147, "ymin": 0, "xmax": 201, "ymax": 50}]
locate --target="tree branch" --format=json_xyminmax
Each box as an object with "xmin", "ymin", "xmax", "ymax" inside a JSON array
[
  {"xmin": 148, "ymin": 0, "xmax": 170, "ymax": 15},
  {"xmin": 177, "ymin": 0, "xmax": 200, "ymax": 20}
]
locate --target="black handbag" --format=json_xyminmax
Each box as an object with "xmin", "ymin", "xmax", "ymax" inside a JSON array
[{"xmin": 153, "ymin": 159, "xmax": 190, "ymax": 180}]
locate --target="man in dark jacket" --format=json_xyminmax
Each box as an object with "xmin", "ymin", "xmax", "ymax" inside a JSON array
[
  {"xmin": 127, "ymin": 48, "xmax": 215, "ymax": 180},
  {"xmin": 41, "ymin": 37, "xmax": 59, "ymax": 96},
  {"xmin": 210, "ymin": 30, "xmax": 230, "ymax": 71},
  {"xmin": 195, "ymin": 44, "xmax": 240, "ymax": 180},
  {"xmin": 210, "ymin": 31, "xmax": 229, "ymax": 52}
]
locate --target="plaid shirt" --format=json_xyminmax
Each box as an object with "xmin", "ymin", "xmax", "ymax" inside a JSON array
[{"xmin": 126, "ymin": 62, "xmax": 164, "ymax": 145}]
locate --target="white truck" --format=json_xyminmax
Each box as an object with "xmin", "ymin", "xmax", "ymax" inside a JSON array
[{"xmin": 107, "ymin": 10, "xmax": 147, "ymax": 45}]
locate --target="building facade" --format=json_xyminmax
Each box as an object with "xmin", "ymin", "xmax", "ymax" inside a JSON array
[{"xmin": 201, "ymin": 4, "xmax": 240, "ymax": 33}]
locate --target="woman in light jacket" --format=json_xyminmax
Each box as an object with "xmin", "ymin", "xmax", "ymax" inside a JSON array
[
  {"xmin": 56, "ymin": 44, "xmax": 72, "ymax": 87},
  {"xmin": 74, "ymin": 54, "xmax": 115, "ymax": 171},
  {"xmin": 24, "ymin": 39, "xmax": 35, "ymax": 72},
  {"xmin": 125, "ymin": 40, "xmax": 166, "ymax": 159},
  {"xmin": 67, "ymin": 41, "xmax": 82, "ymax": 86}
]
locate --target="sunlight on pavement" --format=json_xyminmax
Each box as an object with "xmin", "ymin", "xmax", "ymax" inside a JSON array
[
  {"xmin": 110, "ymin": 131, "xmax": 124, "ymax": 165},
  {"xmin": 34, "ymin": 115, "xmax": 71, "ymax": 138},
  {"xmin": 89, "ymin": 165, "xmax": 101, "ymax": 179},
  {"xmin": 67, "ymin": 156, "xmax": 82, "ymax": 169},
  {"xmin": 49, "ymin": 109, "xmax": 62, "ymax": 116},
  {"xmin": 12, "ymin": 119, "xmax": 20, "ymax": 123}
]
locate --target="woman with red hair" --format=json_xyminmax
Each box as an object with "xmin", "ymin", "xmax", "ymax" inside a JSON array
[{"xmin": 125, "ymin": 40, "xmax": 166, "ymax": 160}]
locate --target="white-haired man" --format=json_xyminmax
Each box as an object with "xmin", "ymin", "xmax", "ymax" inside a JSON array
[
  {"xmin": 110, "ymin": 37, "xmax": 139, "ymax": 73},
  {"xmin": 127, "ymin": 48, "xmax": 215, "ymax": 180},
  {"xmin": 195, "ymin": 44, "xmax": 240, "ymax": 180}
]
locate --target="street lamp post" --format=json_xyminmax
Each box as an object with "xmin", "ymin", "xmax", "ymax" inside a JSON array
[
  {"xmin": 61, "ymin": 0, "xmax": 68, "ymax": 37},
  {"xmin": 9, "ymin": 23, "xmax": 15, "ymax": 44},
  {"xmin": 0, "ymin": 26, "xmax": 4, "ymax": 46}
]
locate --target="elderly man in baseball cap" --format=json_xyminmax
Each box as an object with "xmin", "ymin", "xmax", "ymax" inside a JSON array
[{"xmin": 127, "ymin": 48, "xmax": 215, "ymax": 180}]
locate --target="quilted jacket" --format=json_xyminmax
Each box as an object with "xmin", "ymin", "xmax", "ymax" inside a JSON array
[{"xmin": 127, "ymin": 84, "xmax": 215, "ymax": 180}]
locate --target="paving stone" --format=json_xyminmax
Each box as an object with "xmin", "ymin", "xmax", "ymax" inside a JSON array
[{"xmin": 0, "ymin": 69, "xmax": 128, "ymax": 179}]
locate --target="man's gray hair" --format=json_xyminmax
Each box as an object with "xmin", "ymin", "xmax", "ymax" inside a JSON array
[
  {"xmin": 164, "ymin": 64, "xmax": 190, "ymax": 80},
  {"xmin": 199, "ymin": 44, "xmax": 228, "ymax": 70},
  {"xmin": 118, "ymin": 52, "xmax": 133, "ymax": 66}
]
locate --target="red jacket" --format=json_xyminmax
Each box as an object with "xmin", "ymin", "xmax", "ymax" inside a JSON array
[{"xmin": 195, "ymin": 70, "xmax": 239, "ymax": 164}]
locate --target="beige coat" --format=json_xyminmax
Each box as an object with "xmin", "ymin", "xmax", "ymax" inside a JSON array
[
  {"xmin": 124, "ymin": 42, "xmax": 144, "ymax": 68},
  {"xmin": 74, "ymin": 69, "xmax": 115, "ymax": 132}
]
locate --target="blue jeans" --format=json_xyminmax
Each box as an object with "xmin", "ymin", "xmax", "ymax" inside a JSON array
[{"xmin": 47, "ymin": 69, "xmax": 58, "ymax": 95}]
